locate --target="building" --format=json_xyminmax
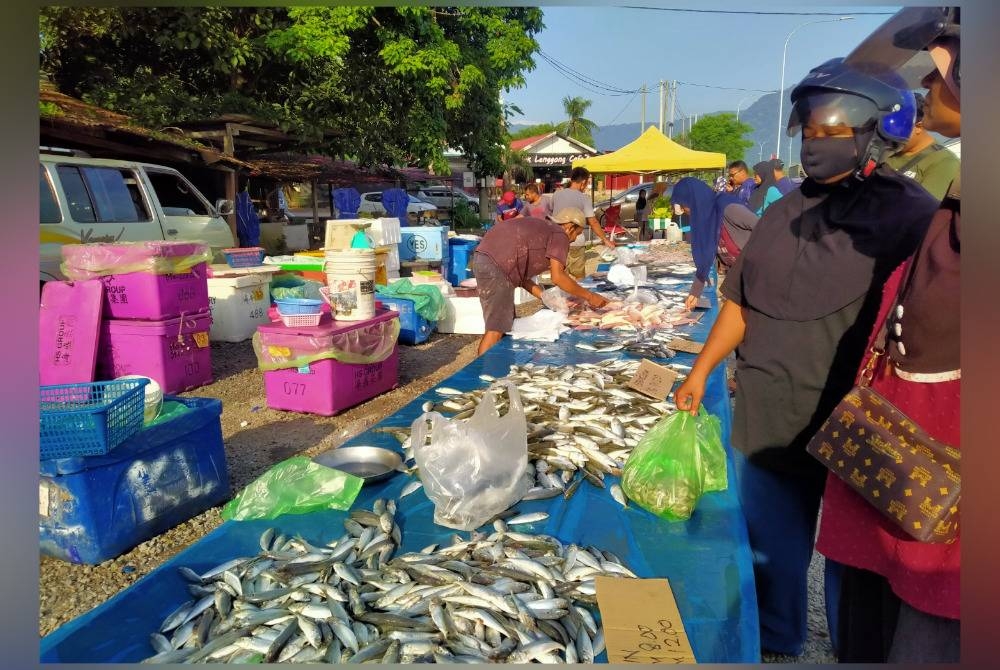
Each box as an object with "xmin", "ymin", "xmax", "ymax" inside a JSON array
[{"xmin": 509, "ymin": 132, "xmax": 598, "ymax": 189}]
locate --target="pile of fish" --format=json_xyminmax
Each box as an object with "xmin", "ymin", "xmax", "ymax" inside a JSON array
[
  {"xmin": 577, "ymin": 331, "xmax": 679, "ymax": 360},
  {"xmin": 397, "ymin": 359, "xmax": 674, "ymax": 505},
  {"xmin": 566, "ymin": 301, "xmax": 696, "ymax": 331},
  {"xmin": 142, "ymin": 499, "xmax": 635, "ymax": 663}
]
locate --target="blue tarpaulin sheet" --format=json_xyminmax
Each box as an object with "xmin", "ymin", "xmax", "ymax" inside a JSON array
[{"xmin": 40, "ymin": 274, "xmax": 759, "ymax": 663}]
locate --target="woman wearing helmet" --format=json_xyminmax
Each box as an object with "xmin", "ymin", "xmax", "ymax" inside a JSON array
[
  {"xmin": 674, "ymin": 58, "xmax": 939, "ymax": 656},
  {"xmin": 816, "ymin": 7, "xmax": 961, "ymax": 663}
]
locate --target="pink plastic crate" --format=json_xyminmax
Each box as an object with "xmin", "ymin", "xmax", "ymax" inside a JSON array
[
  {"xmin": 258, "ymin": 310, "xmax": 400, "ymax": 416},
  {"xmin": 263, "ymin": 348, "xmax": 399, "ymax": 416},
  {"xmin": 98, "ymin": 264, "xmax": 209, "ymax": 320},
  {"xmin": 39, "ymin": 280, "xmax": 104, "ymax": 385},
  {"xmin": 97, "ymin": 311, "xmax": 213, "ymax": 394}
]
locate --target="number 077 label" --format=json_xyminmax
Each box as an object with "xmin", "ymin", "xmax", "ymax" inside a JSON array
[{"xmin": 595, "ymin": 576, "xmax": 697, "ymax": 664}]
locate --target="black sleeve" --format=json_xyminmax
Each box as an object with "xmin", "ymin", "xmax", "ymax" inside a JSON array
[{"xmin": 720, "ymin": 251, "xmax": 745, "ymax": 304}]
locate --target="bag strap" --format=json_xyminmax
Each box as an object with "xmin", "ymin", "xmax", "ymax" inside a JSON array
[{"xmin": 896, "ymin": 143, "xmax": 945, "ymax": 176}]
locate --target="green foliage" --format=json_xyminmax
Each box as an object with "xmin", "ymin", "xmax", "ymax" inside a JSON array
[
  {"xmin": 510, "ymin": 123, "xmax": 559, "ymax": 140},
  {"xmin": 687, "ymin": 113, "xmax": 753, "ymax": 163},
  {"xmin": 39, "ymin": 101, "xmax": 62, "ymax": 117},
  {"xmin": 559, "ymin": 96, "xmax": 596, "ymax": 147},
  {"xmin": 450, "ymin": 199, "xmax": 482, "ymax": 230},
  {"xmin": 39, "ymin": 6, "xmax": 545, "ymax": 178}
]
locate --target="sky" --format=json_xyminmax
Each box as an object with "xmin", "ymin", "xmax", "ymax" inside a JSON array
[{"xmin": 505, "ymin": 4, "xmax": 902, "ymax": 128}]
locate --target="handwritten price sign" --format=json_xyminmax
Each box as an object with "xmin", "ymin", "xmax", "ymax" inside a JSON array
[
  {"xmin": 627, "ymin": 359, "xmax": 678, "ymax": 401},
  {"xmin": 595, "ymin": 576, "xmax": 697, "ymax": 664}
]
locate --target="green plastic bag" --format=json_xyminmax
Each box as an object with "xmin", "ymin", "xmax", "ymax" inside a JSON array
[
  {"xmin": 620, "ymin": 408, "xmax": 728, "ymax": 521},
  {"xmin": 221, "ymin": 457, "xmax": 364, "ymax": 521},
  {"xmin": 375, "ymin": 278, "xmax": 447, "ymax": 321}
]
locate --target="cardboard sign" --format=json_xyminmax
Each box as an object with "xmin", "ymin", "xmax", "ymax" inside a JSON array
[
  {"xmin": 627, "ymin": 359, "xmax": 678, "ymax": 400},
  {"xmin": 596, "ymin": 576, "xmax": 697, "ymax": 664},
  {"xmin": 667, "ymin": 338, "xmax": 704, "ymax": 355}
]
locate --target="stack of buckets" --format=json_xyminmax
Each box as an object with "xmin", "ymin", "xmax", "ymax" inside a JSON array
[{"xmin": 324, "ymin": 248, "xmax": 378, "ymax": 321}]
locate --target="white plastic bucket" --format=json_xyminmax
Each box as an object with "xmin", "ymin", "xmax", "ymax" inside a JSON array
[
  {"xmin": 116, "ymin": 374, "xmax": 163, "ymax": 423},
  {"xmin": 324, "ymin": 249, "xmax": 377, "ymax": 321},
  {"xmin": 665, "ymin": 219, "xmax": 683, "ymax": 243}
]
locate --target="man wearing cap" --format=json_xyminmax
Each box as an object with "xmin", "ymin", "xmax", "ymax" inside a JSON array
[
  {"xmin": 494, "ymin": 190, "xmax": 524, "ymax": 225},
  {"xmin": 472, "ymin": 208, "xmax": 609, "ymax": 354},
  {"xmin": 551, "ymin": 167, "xmax": 614, "ymax": 278},
  {"xmin": 884, "ymin": 92, "xmax": 959, "ymax": 201}
]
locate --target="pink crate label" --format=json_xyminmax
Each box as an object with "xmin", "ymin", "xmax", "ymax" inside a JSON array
[
  {"xmin": 52, "ymin": 315, "xmax": 77, "ymax": 367},
  {"xmin": 281, "ymin": 380, "xmax": 309, "ymax": 396}
]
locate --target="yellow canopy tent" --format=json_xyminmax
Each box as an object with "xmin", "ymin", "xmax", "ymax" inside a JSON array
[{"xmin": 572, "ymin": 126, "xmax": 725, "ymax": 173}]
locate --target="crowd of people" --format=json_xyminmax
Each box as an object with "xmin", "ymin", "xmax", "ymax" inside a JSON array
[{"xmin": 470, "ymin": 6, "xmax": 961, "ymax": 664}]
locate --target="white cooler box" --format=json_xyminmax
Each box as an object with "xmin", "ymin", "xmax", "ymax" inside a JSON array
[
  {"xmin": 438, "ymin": 295, "xmax": 485, "ymax": 334},
  {"xmin": 207, "ymin": 269, "xmax": 276, "ymax": 342}
]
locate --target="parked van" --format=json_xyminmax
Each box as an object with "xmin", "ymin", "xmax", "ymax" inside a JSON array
[{"xmin": 40, "ymin": 149, "xmax": 235, "ymax": 282}]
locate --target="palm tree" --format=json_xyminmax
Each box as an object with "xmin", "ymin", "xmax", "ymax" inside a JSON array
[{"xmin": 560, "ymin": 96, "xmax": 597, "ymax": 147}]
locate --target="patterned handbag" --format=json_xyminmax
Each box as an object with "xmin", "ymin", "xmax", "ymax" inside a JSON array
[{"xmin": 806, "ymin": 329, "xmax": 960, "ymax": 543}]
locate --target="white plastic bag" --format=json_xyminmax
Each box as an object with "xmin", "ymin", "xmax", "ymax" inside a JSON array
[
  {"xmin": 540, "ymin": 286, "xmax": 572, "ymax": 314},
  {"xmin": 410, "ymin": 382, "xmax": 529, "ymax": 530},
  {"xmin": 607, "ymin": 263, "xmax": 637, "ymax": 287},
  {"xmin": 615, "ymin": 247, "xmax": 638, "ymax": 265},
  {"xmin": 509, "ymin": 309, "xmax": 569, "ymax": 342}
]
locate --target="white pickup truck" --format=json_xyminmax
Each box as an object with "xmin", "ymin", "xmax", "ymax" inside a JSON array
[{"xmin": 40, "ymin": 150, "xmax": 235, "ymax": 282}]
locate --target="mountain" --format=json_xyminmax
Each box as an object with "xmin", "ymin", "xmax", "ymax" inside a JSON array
[{"xmin": 511, "ymin": 87, "xmax": 803, "ymax": 168}]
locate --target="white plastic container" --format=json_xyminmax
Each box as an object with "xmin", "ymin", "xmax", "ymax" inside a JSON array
[
  {"xmin": 437, "ymin": 295, "xmax": 485, "ymax": 334},
  {"xmin": 116, "ymin": 375, "xmax": 163, "ymax": 424},
  {"xmin": 324, "ymin": 219, "xmax": 372, "ymax": 250},
  {"xmin": 385, "ymin": 244, "xmax": 401, "ymax": 272},
  {"xmin": 207, "ymin": 273, "xmax": 273, "ymax": 342},
  {"xmin": 665, "ymin": 219, "xmax": 683, "ymax": 243},
  {"xmin": 325, "ymin": 249, "xmax": 377, "ymax": 321},
  {"xmin": 370, "ymin": 217, "xmax": 402, "ymax": 246}
]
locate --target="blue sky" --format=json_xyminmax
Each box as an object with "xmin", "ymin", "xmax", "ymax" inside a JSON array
[{"xmin": 505, "ymin": 4, "xmax": 902, "ymax": 127}]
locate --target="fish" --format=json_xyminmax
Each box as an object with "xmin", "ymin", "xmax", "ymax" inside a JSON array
[{"xmin": 507, "ymin": 512, "xmax": 549, "ymax": 526}]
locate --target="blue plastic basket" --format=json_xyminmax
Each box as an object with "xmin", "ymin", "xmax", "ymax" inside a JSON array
[
  {"xmin": 274, "ymin": 297, "xmax": 323, "ymax": 316},
  {"xmin": 222, "ymin": 247, "xmax": 266, "ymax": 268},
  {"xmin": 40, "ymin": 379, "xmax": 148, "ymax": 460}
]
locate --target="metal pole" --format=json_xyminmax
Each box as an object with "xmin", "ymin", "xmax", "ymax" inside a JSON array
[
  {"xmin": 658, "ymin": 80, "xmax": 664, "ymax": 133},
  {"xmin": 668, "ymin": 81, "xmax": 677, "ymax": 138},
  {"xmin": 776, "ymin": 17, "xmax": 854, "ymax": 161},
  {"xmin": 735, "ymin": 94, "xmax": 754, "ymax": 122},
  {"xmin": 640, "ymin": 84, "xmax": 647, "ymax": 135},
  {"xmin": 759, "ymin": 142, "xmax": 766, "ymax": 162}
]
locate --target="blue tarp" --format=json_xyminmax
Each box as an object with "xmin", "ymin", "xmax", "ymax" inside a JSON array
[
  {"xmin": 381, "ymin": 188, "xmax": 409, "ymax": 229},
  {"xmin": 235, "ymin": 191, "xmax": 260, "ymax": 247},
  {"xmin": 40, "ymin": 277, "xmax": 759, "ymax": 663},
  {"xmin": 333, "ymin": 187, "xmax": 361, "ymax": 219}
]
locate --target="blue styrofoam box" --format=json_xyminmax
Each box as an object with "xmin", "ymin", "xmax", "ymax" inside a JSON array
[
  {"xmin": 447, "ymin": 238, "xmax": 480, "ymax": 286},
  {"xmin": 375, "ymin": 293, "xmax": 435, "ymax": 345},
  {"xmin": 39, "ymin": 396, "xmax": 229, "ymax": 565},
  {"xmin": 399, "ymin": 226, "xmax": 449, "ymax": 262}
]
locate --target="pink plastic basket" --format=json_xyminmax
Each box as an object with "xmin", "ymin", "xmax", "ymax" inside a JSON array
[{"xmin": 279, "ymin": 313, "xmax": 323, "ymax": 328}]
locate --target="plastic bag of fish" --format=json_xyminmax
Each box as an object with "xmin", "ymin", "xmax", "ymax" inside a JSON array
[
  {"xmin": 411, "ymin": 381, "xmax": 530, "ymax": 531},
  {"xmin": 141, "ymin": 498, "xmax": 637, "ymax": 664},
  {"xmin": 620, "ymin": 408, "xmax": 728, "ymax": 521}
]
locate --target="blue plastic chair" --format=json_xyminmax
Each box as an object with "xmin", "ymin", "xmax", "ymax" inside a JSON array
[
  {"xmin": 333, "ymin": 187, "xmax": 361, "ymax": 218},
  {"xmin": 382, "ymin": 188, "xmax": 410, "ymax": 228}
]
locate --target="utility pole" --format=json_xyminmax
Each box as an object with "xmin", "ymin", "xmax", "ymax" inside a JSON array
[
  {"xmin": 658, "ymin": 80, "xmax": 665, "ymax": 133},
  {"xmin": 668, "ymin": 80, "xmax": 677, "ymax": 138},
  {"xmin": 640, "ymin": 84, "xmax": 647, "ymax": 135}
]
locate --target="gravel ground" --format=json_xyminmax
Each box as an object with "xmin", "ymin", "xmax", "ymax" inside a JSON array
[{"xmin": 39, "ymin": 251, "xmax": 837, "ymax": 661}]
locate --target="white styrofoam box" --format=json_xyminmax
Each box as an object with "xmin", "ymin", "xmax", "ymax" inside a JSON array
[
  {"xmin": 386, "ymin": 269, "xmax": 400, "ymax": 280},
  {"xmin": 283, "ymin": 223, "xmax": 310, "ymax": 251},
  {"xmin": 437, "ymin": 295, "xmax": 485, "ymax": 334},
  {"xmin": 385, "ymin": 244, "xmax": 401, "ymax": 271},
  {"xmin": 514, "ymin": 287, "xmax": 535, "ymax": 306},
  {"xmin": 207, "ymin": 273, "xmax": 273, "ymax": 342},
  {"xmin": 370, "ymin": 217, "xmax": 402, "ymax": 246},
  {"xmin": 324, "ymin": 219, "xmax": 372, "ymax": 250}
]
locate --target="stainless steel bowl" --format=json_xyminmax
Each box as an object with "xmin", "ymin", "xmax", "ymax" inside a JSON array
[{"xmin": 313, "ymin": 446, "xmax": 404, "ymax": 484}]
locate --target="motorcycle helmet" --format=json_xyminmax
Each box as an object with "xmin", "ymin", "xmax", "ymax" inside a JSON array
[{"xmin": 787, "ymin": 57, "xmax": 916, "ymax": 180}]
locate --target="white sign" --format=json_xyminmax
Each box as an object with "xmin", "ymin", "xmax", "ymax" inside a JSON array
[{"xmin": 462, "ymin": 171, "xmax": 474, "ymax": 188}]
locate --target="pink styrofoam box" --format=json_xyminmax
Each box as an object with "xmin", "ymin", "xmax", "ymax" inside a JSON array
[
  {"xmin": 256, "ymin": 308, "xmax": 399, "ymax": 365},
  {"xmin": 97, "ymin": 311, "xmax": 213, "ymax": 394},
  {"xmin": 39, "ymin": 280, "xmax": 104, "ymax": 385},
  {"xmin": 263, "ymin": 346, "xmax": 400, "ymax": 416}
]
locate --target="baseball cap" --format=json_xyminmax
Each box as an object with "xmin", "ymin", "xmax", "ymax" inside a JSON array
[
  {"xmin": 500, "ymin": 191, "xmax": 516, "ymax": 205},
  {"xmin": 550, "ymin": 207, "xmax": 586, "ymax": 228}
]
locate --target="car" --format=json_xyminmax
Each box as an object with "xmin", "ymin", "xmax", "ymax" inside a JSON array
[
  {"xmin": 593, "ymin": 182, "xmax": 672, "ymax": 228},
  {"xmin": 411, "ymin": 186, "xmax": 480, "ymax": 214},
  {"xmin": 357, "ymin": 191, "xmax": 438, "ymax": 222},
  {"xmin": 39, "ymin": 149, "xmax": 235, "ymax": 283}
]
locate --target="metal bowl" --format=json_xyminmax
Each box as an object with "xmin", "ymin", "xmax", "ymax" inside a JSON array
[{"xmin": 313, "ymin": 446, "xmax": 404, "ymax": 484}]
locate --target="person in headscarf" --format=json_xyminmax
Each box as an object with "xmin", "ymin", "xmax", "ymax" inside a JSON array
[
  {"xmin": 748, "ymin": 159, "xmax": 785, "ymax": 216},
  {"xmin": 816, "ymin": 7, "xmax": 961, "ymax": 663},
  {"xmin": 772, "ymin": 159, "xmax": 797, "ymax": 195},
  {"xmin": 674, "ymin": 58, "xmax": 939, "ymax": 658},
  {"xmin": 670, "ymin": 177, "xmax": 743, "ymax": 310}
]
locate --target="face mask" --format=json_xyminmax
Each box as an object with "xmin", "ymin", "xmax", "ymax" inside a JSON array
[{"xmin": 801, "ymin": 137, "xmax": 857, "ymax": 182}]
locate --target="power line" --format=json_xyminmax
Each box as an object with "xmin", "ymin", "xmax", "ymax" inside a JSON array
[
  {"xmin": 605, "ymin": 89, "xmax": 641, "ymax": 127},
  {"xmin": 676, "ymin": 80, "xmax": 777, "ymax": 94},
  {"xmin": 622, "ymin": 6, "xmax": 894, "ymax": 16},
  {"xmin": 537, "ymin": 50, "xmax": 639, "ymax": 96}
]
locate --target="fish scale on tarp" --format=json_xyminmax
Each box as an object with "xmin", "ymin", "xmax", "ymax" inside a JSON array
[{"xmin": 40, "ymin": 281, "xmax": 758, "ymax": 663}]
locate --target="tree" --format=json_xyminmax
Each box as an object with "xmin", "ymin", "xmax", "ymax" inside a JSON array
[
  {"xmin": 510, "ymin": 122, "xmax": 559, "ymax": 140},
  {"xmin": 39, "ymin": 6, "xmax": 545, "ymax": 177},
  {"xmin": 559, "ymin": 96, "xmax": 596, "ymax": 147},
  {"xmin": 687, "ymin": 113, "xmax": 753, "ymax": 163}
]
